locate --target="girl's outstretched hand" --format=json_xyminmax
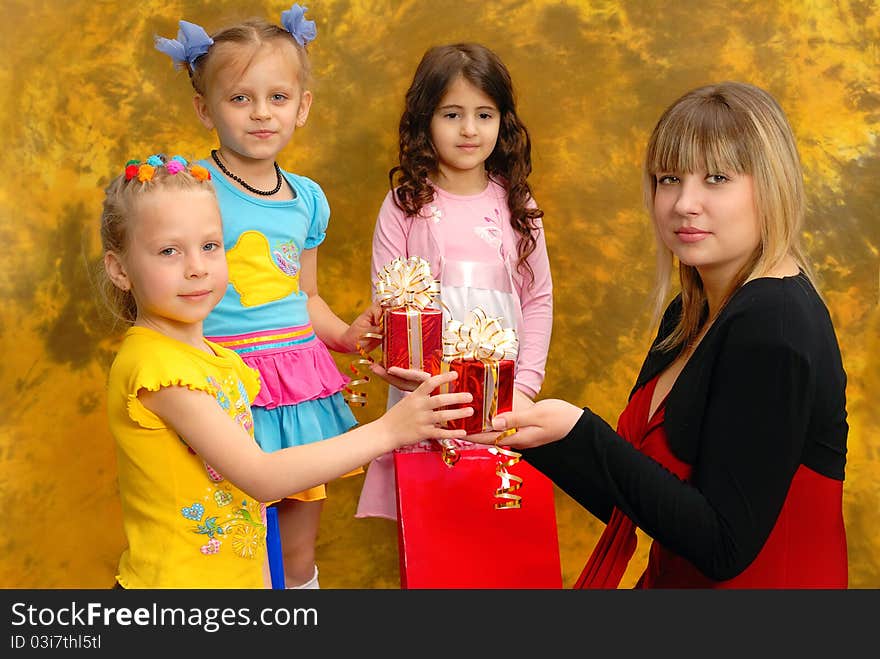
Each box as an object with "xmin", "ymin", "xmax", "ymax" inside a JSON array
[
  {"xmin": 469, "ymin": 399, "xmax": 584, "ymax": 450},
  {"xmin": 345, "ymin": 301, "xmax": 384, "ymax": 354},
  {"xmin": 377, "ymin": 371, "xmax": 473, "ymax": 449},
  {"xmin": 370, "ymin": 364, "xmax": 431, "ymax": 391}
]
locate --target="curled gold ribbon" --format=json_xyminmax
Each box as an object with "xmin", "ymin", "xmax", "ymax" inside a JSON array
[
  {"xmin": 342, "ymin": 332, "xmax": 382, "ymax": 407},
  {"xmin": 442, "ymin": 307, "xmax": 518, "ymax": 362},
  {"xmin": 437, "ymin": 438, "xmax": 460, "ymax": 467},
  {"xmin": 374, "ymin": 256, "xmax": 441, "ymax": 311},
  {"xmin": 488, "ymin": 428, "xmax": 522, "ymax": 509}
]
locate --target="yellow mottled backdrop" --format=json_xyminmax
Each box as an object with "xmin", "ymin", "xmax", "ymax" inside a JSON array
[{"xmin": 1, "ymin": 0, "xmax": 877, "ymax": 588}]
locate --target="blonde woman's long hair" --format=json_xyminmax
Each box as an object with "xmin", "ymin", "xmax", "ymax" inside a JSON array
[{"xmin": 643, "ymin": 81, "xmax": 815, "ymax": 352}]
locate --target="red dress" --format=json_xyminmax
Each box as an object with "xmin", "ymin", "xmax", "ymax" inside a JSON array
[{"xmin": 575, "ymin": 376, "xmax": 848, "ymax": 589}]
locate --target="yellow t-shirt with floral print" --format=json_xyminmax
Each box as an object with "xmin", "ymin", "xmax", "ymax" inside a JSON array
[{"xmin": 107, "ymin": 326, "xmax": 267, "ymax": 588}]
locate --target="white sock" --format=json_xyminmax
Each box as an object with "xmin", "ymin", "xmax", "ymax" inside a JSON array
[{"xmin": 289, "ymin": 565, "xmax": 320, "ymax": 589}]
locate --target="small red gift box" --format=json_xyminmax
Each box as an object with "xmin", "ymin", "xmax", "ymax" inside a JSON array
[
  {"xmin": 442, "ymin": 358, "xmax": 513, "ymax": 434},
  {"xmin": 382, "ymin": 307, "xmax": 443, "ymax": 375}
]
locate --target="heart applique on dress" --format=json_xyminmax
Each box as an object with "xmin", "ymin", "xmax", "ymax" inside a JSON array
[
  {"xmin": 204, "ymin": 462, "xmax": 224, "ymax": 482},
  {"xmin": 214, "ymin": 490, "xmax": 233, "ymax": 507},
  {"xmin": 200, "ymin": 537, "xmax": 221, "ymax": 555},
  {"xmin": 181, "ymin": 503, "xmax": 205, "ymax": 521}
]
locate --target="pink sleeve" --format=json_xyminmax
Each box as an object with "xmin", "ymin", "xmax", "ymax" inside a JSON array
[
  {"xmin": 370, "ymin": 191, "xmax": 410, "ymax": 300},
  {"xmin": 513, "ymin": 213, "xmax": 553, "ymax": 399}
]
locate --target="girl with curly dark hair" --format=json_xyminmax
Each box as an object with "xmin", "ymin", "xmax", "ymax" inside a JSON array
[{"xmin": 356, "ymin": 43, "xmax": 553, "ymax": 520}]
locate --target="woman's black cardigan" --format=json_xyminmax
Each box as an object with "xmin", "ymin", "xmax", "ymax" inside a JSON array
[{"xmin": 523, "ymin": 273, "xmax": 848, "ymax": 580}]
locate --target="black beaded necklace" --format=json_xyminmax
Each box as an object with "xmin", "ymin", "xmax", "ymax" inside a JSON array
[{"xmin": 211, "ymin": 150, "xmax": 283, "ymax": 196}]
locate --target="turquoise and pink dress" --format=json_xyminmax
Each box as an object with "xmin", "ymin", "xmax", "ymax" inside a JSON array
[{"xmin": 201, "ymin": 159, "xmax": 356, "ymax": 495}]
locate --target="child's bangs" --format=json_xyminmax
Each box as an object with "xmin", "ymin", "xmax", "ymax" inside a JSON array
[{"xmin": 648, "ymin": 100, "xmax": 752, "ymax": 176}]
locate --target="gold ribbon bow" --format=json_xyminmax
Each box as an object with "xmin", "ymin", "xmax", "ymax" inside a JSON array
[
  {"xmin": 375, "ymin": 256, "xmax": 441, "ymax": 310},
  {"xmin": 442, "ymin": 308, "xmax": 518, "ymax": 361}
]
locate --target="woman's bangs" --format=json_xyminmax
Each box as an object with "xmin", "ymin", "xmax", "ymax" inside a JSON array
[{"xmin": 649, "ymin": 102, "xmax": 749, "ymax": 175}]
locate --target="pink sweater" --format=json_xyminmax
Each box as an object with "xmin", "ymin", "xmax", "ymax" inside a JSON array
[{"xmin": 370, "ymin": 181, "xmax": 553, "ymax": 398}]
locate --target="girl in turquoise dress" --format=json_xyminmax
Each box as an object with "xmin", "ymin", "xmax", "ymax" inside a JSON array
[{"xmin": 156, "ymin": 5, "xmax": 377, "ymax": 588}]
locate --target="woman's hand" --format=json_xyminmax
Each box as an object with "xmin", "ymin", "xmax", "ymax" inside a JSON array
[
  {"xmin": 513, "ymin": 387, "xmax": 536, "ymax": 412},
  {"xmin": 454, "ymin": 387, "xmax": 537, "ymax": 445},
  {"xmin": 466, "ymin": 399, "xmax": 584, "ymax": 450}
]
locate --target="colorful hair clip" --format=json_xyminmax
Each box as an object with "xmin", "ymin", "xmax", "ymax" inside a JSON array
[
  {"xmin": 281, "ymin": 4, "xmax": 317, "ymax": 47},
  {"xmin": 154, "ymin": 20, "xmax": 214, "ymax": 67},
  {"xmin": 190, "ymin": 164, "xmax": 211, "ymax": 182},
  {"xmin": 123, "ymin": 155, "xmax": 211, "ymax": 183},
  {"xmin": 137, "ymin": 164, "xmax": 156, "ymax": 183}
]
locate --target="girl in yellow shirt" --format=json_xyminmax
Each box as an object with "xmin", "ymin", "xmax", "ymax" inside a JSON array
[{"xmin": 99, "ymin": 154, "xmax": 472, "ymax": 588}]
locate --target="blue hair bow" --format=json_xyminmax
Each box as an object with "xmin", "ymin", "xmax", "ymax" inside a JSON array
[
  {"xmin": 154, "ymin": 20, "xmax": 214, "ymax": 67},
  {"xmin": 281, "ymin": 4, "xmax": 317, "ymax": 46}
]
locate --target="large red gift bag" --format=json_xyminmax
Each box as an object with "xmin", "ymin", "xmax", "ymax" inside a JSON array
[
  {"xmin": 394, "ymin": 448, "xmax": 563, "ymax": 589},
  {"xmin": 375, "ymin": 256, "xmax": 442, "ymax": 375}
]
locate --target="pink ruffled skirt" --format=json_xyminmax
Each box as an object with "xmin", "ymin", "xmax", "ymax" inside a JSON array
[{"xmin": 208, "ymin": 324, "xmax": 356, "ymax": 452}]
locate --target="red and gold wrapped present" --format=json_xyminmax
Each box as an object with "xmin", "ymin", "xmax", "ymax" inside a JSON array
[
  {"xmin": 382, "ymin": 307, "xmax": 443, "ymax": 375},
  {"xmin": 374, "ymin": 256, "xmax": 442, "ymax": 375},
  {"xmin": 443, "ymin": 358, "xmax": 514, "ymax": 434},
  {"xmin": 441, "ymin": 308, "xmax": 518, "ymax": 435}
]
